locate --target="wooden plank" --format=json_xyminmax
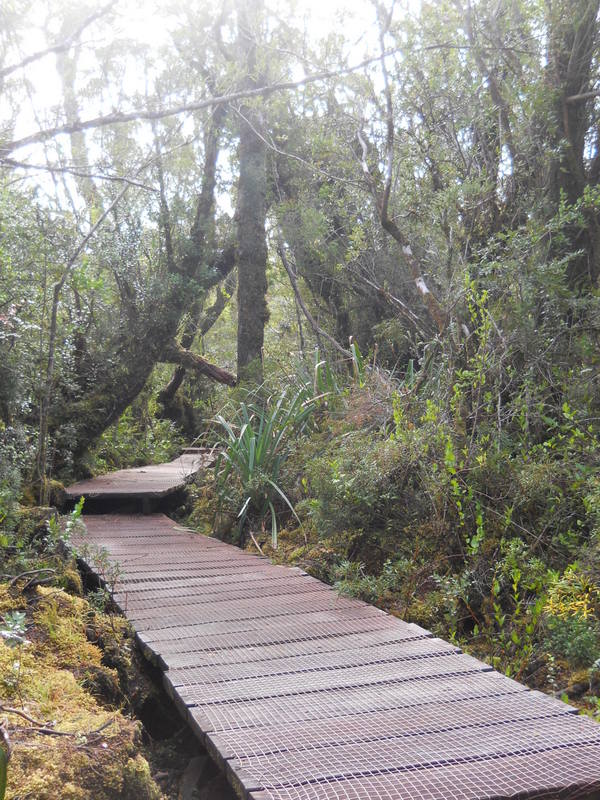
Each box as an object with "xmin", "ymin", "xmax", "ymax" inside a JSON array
[
  {"xmin": 65, "ymin": 453, "xmax": 210, "ymax": 500},
  {"xmin": 162, "ymin": 625, "xmax": 432, "ymax": 671},
  {"xmin": 207, "ymin": 690, "xmax": 575, "ymax": 761},
  {"xmin": 248, "ymin": 745, "xmax": 600, "ymax": 800},
  {"xmin": 167, "ymin": 637, "xmax": 459, "ymax": 687},
  {"xmin": 229, "ymin": 715, "xmax": 600, "ymax": 792},
  {"xmin": 173, "ymin": 652, "xmax": 491, "ymax": 706},
  {"xmin": 73, "ymin": 512, "xmax": 600, "ymax": 800},
  {"xmin": 188, "ymin": 671, "xmax": 528, "ymax": 735}
]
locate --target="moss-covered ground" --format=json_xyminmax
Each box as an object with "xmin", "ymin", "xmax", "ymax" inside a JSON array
[{"xmin": 0, "ymin": 568, "xmax": 212, "ymax": 800}]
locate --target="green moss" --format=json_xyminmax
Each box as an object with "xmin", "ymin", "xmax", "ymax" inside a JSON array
[
  {"xmin": 121, "ymin": 755, "xmax": 163, "ymax": 800},
  {"xmin": 1, "ymin": 583, "xmax": 166, "ymax": 800}
]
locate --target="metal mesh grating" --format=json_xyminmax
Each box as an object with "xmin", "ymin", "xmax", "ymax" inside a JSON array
[
  {"xmin": 74, "ymin": 513, "xmax": 600, "ymax": 800},
  {"xmin": 163, "ymin": 626, "xmax": 432, "ymax": 671},
  {"xmin": 228, "ymin": 715, "xmax": 600, "ymax": 788},
  {"xmin": 125, "ymin": 584, "xmax": 344, "ymax": 618},
  {"xmin": 247, "ymin": 745, "xmax": 600, "ymax": 800},
  {"xmin": 167, "ymin": 637, "xmax": 458, "ymax": 687},
  {"xmin": 173, "ymin": 652, "xmax": 491, "ymax": 706},
  {"xmin": 207, "ymin": 690, "xmax": 575, "ymax": 760},
  {"xmin": 189, "ymin": 671, "xmax": 528, "ymax": 734},
  {"xmin": 137, "ymin": 605, "xmax": 386, "ymax": 646},
  {"xmin": 137, "ymin": 614, "xmax": 416, "ymax": 668}
]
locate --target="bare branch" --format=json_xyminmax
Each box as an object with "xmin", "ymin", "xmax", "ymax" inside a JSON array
[
  {"xmin": 357, "ymin": 5, "xmax": 446, "ymax": 335},
  {"xmin": 277, "ymin": 236, "xmax": 351, "ymax": 358},
  {"xmin": 0, "ymin": 2, "xmax": 116, "ymax": 82},
  {"xmin": 0, "ymin": 157, "xmax": 157, "ymax": 191},
  {"xmin": 1, "ymin": 49, "xmax": 403, "ymax": 157},
  {"xmin": 566, "ymin": 89, "xmax": 600, "ymax": 103}
]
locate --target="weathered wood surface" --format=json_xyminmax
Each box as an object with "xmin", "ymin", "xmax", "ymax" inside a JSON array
[
  {"xmin": 64, "ymin": 450, "xmax": 214, "ymax": 501},
  {"xmin": 73, "ymin": 512, "xmax": 600, "ymax": 800}
]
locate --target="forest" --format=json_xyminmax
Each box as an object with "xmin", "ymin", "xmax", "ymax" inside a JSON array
[{"xmin": 1, "ymin": 0, "xmax": 600, "ymax": 797}]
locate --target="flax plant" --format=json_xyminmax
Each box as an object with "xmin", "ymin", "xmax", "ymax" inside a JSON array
[{"xmin": 213, "ymin": 387, "xmax": 316, "ymax": 547}]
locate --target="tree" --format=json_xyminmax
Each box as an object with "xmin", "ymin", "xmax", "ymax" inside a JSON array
[{"xmin": 235, "ymin": 0, "xmax": 269, "ymax": 382}]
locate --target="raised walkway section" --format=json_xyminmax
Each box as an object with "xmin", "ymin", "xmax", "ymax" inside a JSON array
[
  {"xmin": 65, "ymin": 449, "xmax": 212, "ymax": 506},
  {"xmin": 68, "ymin": 503, "xmax": 600, "ymax": 800}
]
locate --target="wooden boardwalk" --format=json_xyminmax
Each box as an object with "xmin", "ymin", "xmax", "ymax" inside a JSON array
[
  {"xmin": 65, "ymin": 449, "xmax": 213, "ymax": 503},
  {"xmin": 68, "ymin": 451, "xmax": 600, "ymax": 800},
  {"xmin": 69, "ymin": 508, "xmax": 600, "ymax": 800}
]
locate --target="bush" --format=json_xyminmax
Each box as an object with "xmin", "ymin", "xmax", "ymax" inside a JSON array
[
  {"xmin": 545, "ymin": 614, "xmax": 600, "ymax": 667},
  {"xmin": 91, "ymin": 406, "xmax": 184, "ymax": 471}
]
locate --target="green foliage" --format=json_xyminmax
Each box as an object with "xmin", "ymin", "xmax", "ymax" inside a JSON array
[
  {"xmin": 1, "ymin": 609, "xmax": 30, "ymax": 703},
  {"xmin": 333, "ymin": 558, "xmax": 408, "ymax": 604},
  {"xmin": 0, "ymin": 611, "xmax": 28, "ymax": 649},
  {"xmin": 545, "ymin": 614, "xmax": 600, "ymax": 667},
  {"xmin": 349, "ymin": 339, "xmax": 366, "ymax": 388},
  {"xmin": 47, "ymin": 498, "xmax": 85, "ymax": 548},
  {"xmin": 92, "ymin": 402, "xmax": 184, "ymax": 471},
  {"xmin": 3, "ymin": 0, "xmax": 600, "ymax": 721},
  {"xmin": 0, "ymin": 424, "xmax": 34, "ymax": 549},
  {"xmin": 213, "ymin": 387, "xmax": 317, "ymax": 547},
  {"xmin": 313, "ymin": 349, "xmax": 341, "ymax": 398}
]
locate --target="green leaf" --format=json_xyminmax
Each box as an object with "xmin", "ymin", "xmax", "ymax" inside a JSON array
[
  {"xmin": 266, "ymin": 479, "xmax": 301, "ymax": 526},
  {"xmin": 268, "ymin": 501, "xmax": 278, "ymax": 549}
]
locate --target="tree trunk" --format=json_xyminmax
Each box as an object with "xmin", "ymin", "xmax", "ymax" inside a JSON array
[
  {"xmin": 51, "ymin": 112, "xmax": 231, "ymax": 465},
  {"xmin": 236, "ymin": 0, "xmax": 269, "ymax": 383},
  {"xmin": 546, "ymin": 0, "xmax": 600, "ymax": 289}
]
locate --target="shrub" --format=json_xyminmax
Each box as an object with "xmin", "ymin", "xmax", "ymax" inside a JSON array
[{"xmin": 545, "ymin": 614, "xmax": 600, "ymax": 667}]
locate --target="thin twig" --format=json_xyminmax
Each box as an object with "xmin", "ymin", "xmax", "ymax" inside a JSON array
[
  {"xmin": 248, "ymin": 530, "xmax": 265, "ymax": 556},
  {"xmin": 9, "ymin": 568, "xmax": 55, "ymax": 589},
  {"xmin": 0, "ymin": 706, "xmax": 46, "ymax": 727}
]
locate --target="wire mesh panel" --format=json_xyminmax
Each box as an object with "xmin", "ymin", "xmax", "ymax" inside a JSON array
[
  {"xmin": 137, "ymin": 614, "xmax": 419, "ymax": 670},
  {"xmin": 167, "ymin": 637, "xmax": 458, "ymax": 687},
  {"xmin": 189, "ymin": 671, "xmax": 528, "ymax": 734},
  {"xmin": 74, "ymin": 513, "xmax": 600, "ymax": 800},
  {"xmin": 137, "ymin": 605, "xmax": 388, "ymax": 648},
  {"xmin": 229, "ymin": 715, "xmax": 600, "ymax": 790},
  {"xmin": 113, "ymin": 573, "xmax": 312, "ymax": 606},
  {"xmin": 173, "ymin": 652, "xmax": 491, "ymax": 706},
  {"xmin": 125, "ymin": 583, "xmax": 345, "ymax": 619},
  {"xmin": 247, "ymin": 745, "xmax": 600, "ymax": 800},
  {"xmin": 163, "ymin": 626, "xmax": 432, "ymax": 671},
  {"xmin": 207, "ymin": 690, "xmax": 575, "ymax": 760}
]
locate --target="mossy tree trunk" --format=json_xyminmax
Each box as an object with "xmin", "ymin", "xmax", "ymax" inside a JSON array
[
  {"xmin": 235, "ymin": 0, "xmax": 269, "ymax": 384},
  {"xmin": 545, "ymin": 0, "xmax": 600, "ymax": 290},
  {"xmin": 50, "ymin": 112, "xmax": 236, "ymax": 467}
]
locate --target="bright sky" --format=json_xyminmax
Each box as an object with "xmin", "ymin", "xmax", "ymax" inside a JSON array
[
  {"xmin": 7, "ymin": 0, "xmax": 420, "ymax": 203},
  {"xmin": 14, "ymin": 0, "xmax": 420, "ymax": 126}
]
